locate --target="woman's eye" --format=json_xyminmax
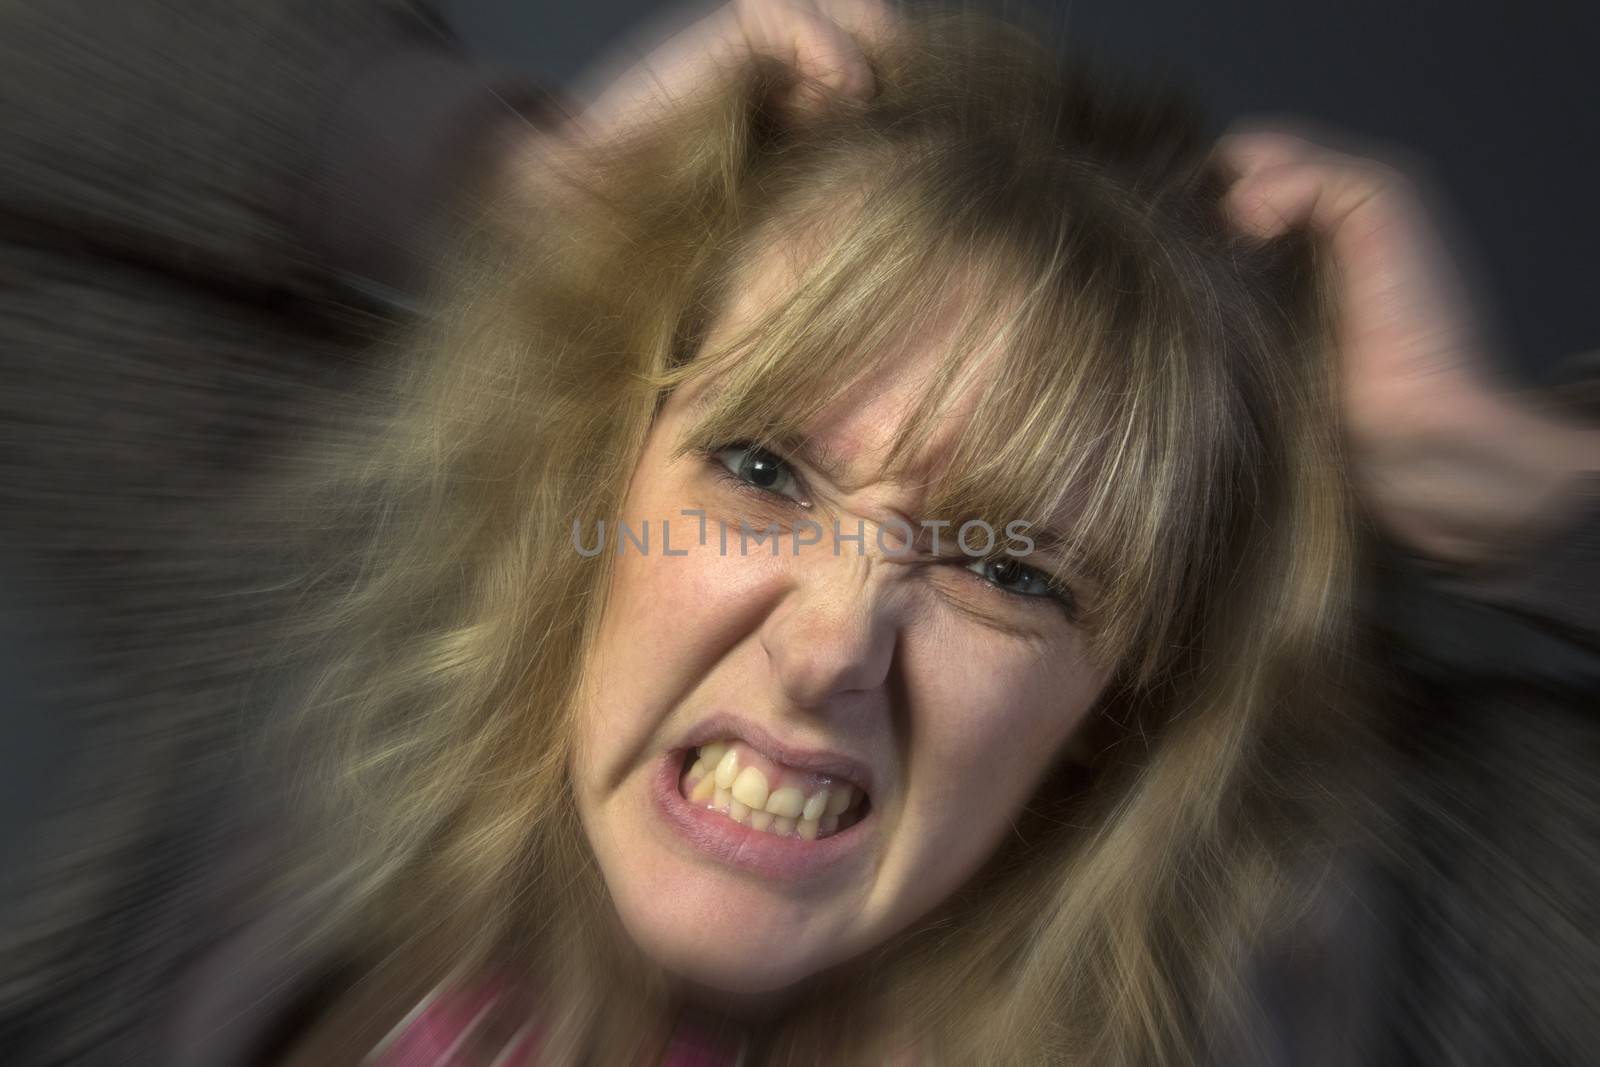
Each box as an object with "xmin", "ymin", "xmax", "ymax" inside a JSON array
[
  {"xmin": 967, "ymin": 556, "xmax": 1068, "ymax": 605},
  {"xmin": 712, "ymin": 443, "xmax": 807, "ymax": 504}
]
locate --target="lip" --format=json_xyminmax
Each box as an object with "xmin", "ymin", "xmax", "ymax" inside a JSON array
[
  {"xmin": 675, "ymin": 713, "xmax": 877, "ymax": 797},
  {"xmin": 651, "ymin": 750, "xmax": 876, "ymax": 881}
]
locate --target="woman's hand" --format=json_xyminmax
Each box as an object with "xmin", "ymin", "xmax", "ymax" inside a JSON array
[
  {"xmin": 1217, "ymin": 127, "xmax": 1600, "ymax": 567},
  {"xmin": 561, "ymin": 0, "xmax": 895, "ymax": 149},
  {"xmin": 512, "ymin": 1, "xmax": 893, "ymax": 211}
]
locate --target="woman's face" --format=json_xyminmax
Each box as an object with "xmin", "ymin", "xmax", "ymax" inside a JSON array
[{"xmin": 571, "ymin": 241, "xmax": 1113, "ymax": 996}]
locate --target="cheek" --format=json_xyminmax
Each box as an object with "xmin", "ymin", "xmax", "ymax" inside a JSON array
[
  {"xmin": 960, "ymin": 644, "xmax": 1100, "ymax": 777},
  {"xmin": 574, "ymin": 487, "xmax": 791, "ymax": 787},
  {"xmin": 595, "ymin": 521, "xmax": 785, "ymax": 683},
  {"xmin": 891, "ymin": 631, "xmax": 1104, "ymax": 891}
]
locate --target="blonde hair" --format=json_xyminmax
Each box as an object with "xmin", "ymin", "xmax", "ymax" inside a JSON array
[{"xmin": 274, "ymin": 7, "xmax": 1369, "ymax": 1064}]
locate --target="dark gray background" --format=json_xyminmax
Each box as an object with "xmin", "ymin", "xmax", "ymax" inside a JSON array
[
  {"xmin": 440, "ymin": 0, "xmax": 1600, "ymax": 383},
  {"xmin": 3, "ymin": 0, "xmax": 1594, "ymax": 902}
]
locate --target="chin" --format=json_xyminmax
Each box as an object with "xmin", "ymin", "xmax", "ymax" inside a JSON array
[
  {"xmin": 575, "ymin": 741, "xmax": 891, "ymax": 994},
  {"xmin": 598, "ymin": 832, "xmax": 861, "ymax": 996},
  {"xmin": 616, "ymin": 873, "xmax": 835, "ymax": 994},
  {"xmin": 658, "ymin": 935, "xmax": 820, "ymax": 996}
]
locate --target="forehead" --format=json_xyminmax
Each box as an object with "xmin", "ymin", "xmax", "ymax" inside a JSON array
[
  {"xmin": 694, "ymin": 225, "xmax": 1005, "ymax": 495},
  {"xmin": 661, "ymin": 196, "xmax": 1224, "ymax": 679}
]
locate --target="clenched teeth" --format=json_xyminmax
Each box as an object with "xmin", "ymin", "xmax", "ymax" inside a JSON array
[{"xmin": 680, "ymin": 739, "xmax": 868, "ymax": 840}]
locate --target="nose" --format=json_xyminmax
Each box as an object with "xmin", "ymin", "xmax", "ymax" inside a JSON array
[{"xmin": 758, "ymin": 552, "xmax": 900, "ymax": 711}]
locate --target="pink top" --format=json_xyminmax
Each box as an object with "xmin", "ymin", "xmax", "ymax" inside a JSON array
[{"xmin": 366, "ymin": 973, "xmax": 748, "ymax": 1066}]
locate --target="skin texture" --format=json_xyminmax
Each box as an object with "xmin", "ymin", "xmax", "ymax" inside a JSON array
[{"xmin": 570, "ymin": 236, "xmax": 1112, "ymax": 996}]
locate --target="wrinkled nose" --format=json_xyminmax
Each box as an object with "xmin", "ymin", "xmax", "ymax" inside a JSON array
[{"xmin": 758, "ymin": 553, "xmax": 901, "ymax": 711}]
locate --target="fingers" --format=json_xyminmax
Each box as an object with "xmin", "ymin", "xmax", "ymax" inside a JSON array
[
  {"xmin": 1228, "ymin": 158, "xmax": 1394, "ymax": 247},
  {"xmin": 736, "ymin": 0, "xmax": 896, "ymax": 112},
  {"xmin": 1215, "ymin": 131, "xmax": 1468, "ymax": 353},
  {"xmin": 565, "ymin": 5, "xmax": 749, "ymax": 143},
  {"xmin": 1215, "ymin": 128, "xmax": 1313, "ymax": 184},
  {"xmin": 573, "ymin": 0, "xmax": 894, "ymax": 148},
  {"xmin": 1216, "ymin": 126, "xmax": 1490, "ymax": 429},
  {"xmin": 1218, "ymin": 129, "xmax": 1406, "ymax": 242}
]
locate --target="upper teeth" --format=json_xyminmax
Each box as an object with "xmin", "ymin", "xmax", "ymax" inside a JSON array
[{"xmin": 684, "ymin": 740, "xmax": 864, "ymax": 839}]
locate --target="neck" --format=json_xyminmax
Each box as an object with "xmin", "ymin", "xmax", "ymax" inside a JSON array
[{"xmin": 673, "ymin": 977, "xmax": 799, "ymax": 1024}]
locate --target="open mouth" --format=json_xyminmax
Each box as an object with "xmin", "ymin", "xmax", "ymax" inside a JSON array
[{"xmin": 677, "ymin": 740, "xmax": 872, "ymax": 840}]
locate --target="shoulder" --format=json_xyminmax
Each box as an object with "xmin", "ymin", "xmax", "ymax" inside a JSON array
[{"xmin": 356, "ymin": 970, "xmax": 544, "ymax": 1067}]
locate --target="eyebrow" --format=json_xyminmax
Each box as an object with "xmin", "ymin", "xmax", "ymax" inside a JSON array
[
  {"xmin": 784, "ymin": 433, "xmax": 856, "ymax": 492},
  {"xmin": 1020, "ymin": 524, "xmax": 1099, "ymax": 582},
  {"xmin": 684, "ymin": 379, "xmax": 859, "ymax": 488},
  {"xmin": 684, "ymin": 382, "xmax": 1094, "ymax": 580},
  {"xmin": 791, "ymin": 432, "xmax": 1091, "ymax": 577}
]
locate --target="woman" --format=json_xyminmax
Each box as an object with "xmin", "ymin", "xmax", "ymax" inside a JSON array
[
  {"xmin": 248, "ymin": 6, "xmax": 1371, "ymax": 1063},
  {"xmin": 4, "ymin": 2, "xmax": 1595, "ymax": 1065}
]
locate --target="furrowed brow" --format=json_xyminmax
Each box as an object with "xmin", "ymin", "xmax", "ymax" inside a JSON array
[
  {"xmin": 783, "ymin": 433, "xmax": 856, "ymax": 491},
  {"xmin": 1015, "ymin": 522, "xmax": 1104, "ymax": 586}
]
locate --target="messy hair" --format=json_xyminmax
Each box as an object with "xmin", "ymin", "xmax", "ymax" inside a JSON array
[{"xmin": 279, "ymin": 6, "xmax": 1368, "ymax": 1064}]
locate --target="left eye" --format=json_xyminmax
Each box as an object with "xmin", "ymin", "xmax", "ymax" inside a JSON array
[
  {"xmin": 713, "ymin": 443, "xmax": 807, "ymax": 504},
  {"xmin": 967, "ymin": 556, "xmax": 1062, "ymax": 600}
]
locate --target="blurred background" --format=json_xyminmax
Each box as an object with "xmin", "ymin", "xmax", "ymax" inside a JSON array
[
  {"xmin": 5, "ymin": 0, "xmax": 1600, "ymax": 951},
  {"xmin": 4, "ymin": 1, "xmax": 1596, "ymax": 866},
  {"xmin": 441, "ymin": 0, "xmax": 1600, "ymax": 381},
  {"xmin": 0, "ymin": 1, "xmax": 1595, "ymax": 1062}
]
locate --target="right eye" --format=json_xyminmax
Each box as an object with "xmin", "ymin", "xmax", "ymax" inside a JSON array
[{"xmin": 710, "ymin": 442, "xmax": 809, "ymax": 505}]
